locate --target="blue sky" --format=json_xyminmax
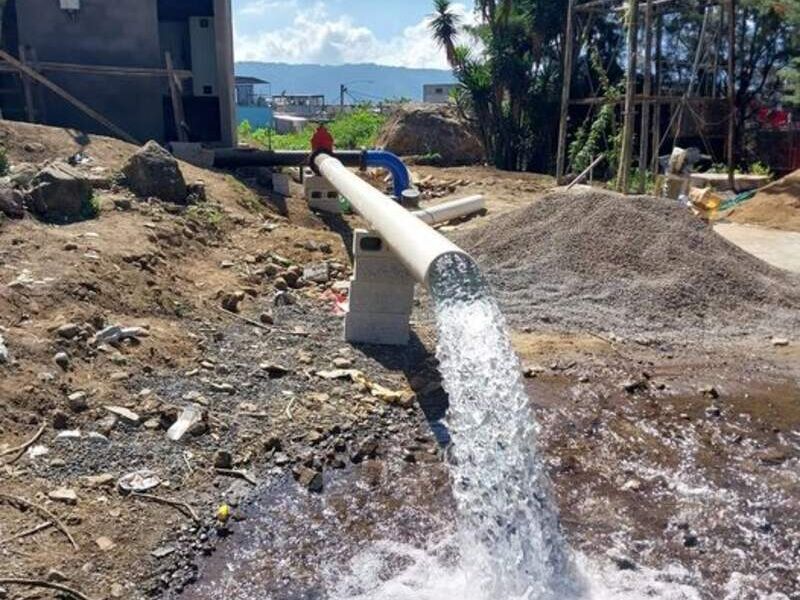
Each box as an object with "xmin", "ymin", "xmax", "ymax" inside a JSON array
[{"xmin": 231, "ymin": 0, "xmax": 475, "ymax": 68}]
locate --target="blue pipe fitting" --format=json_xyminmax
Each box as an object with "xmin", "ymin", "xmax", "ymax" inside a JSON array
[{"xmin": 364, "ymin": 150, "xmax": 412, "ymax": 200}]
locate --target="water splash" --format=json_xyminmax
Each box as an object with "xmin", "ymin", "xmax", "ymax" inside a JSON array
[{"xmin": 425, "ymin": 252, "xmax": 578, "ymax": 599}]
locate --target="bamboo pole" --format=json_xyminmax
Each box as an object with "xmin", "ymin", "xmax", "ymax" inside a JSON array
[
  {"xmin": 18, "ymin": 47, "xmax": 36, "ymax": 122},
  {"xmin": 726, "ymin": 0, "xmax": 736, "ymax": 191},
  {"xmin": 616, "ymin": 0, "xmax": 639, "ymax": 193},
  {"xmin": 638, "ymin": 0, "xmax": 653, "ymax": 193},
  {"xmin": 165, "ymin": 52, "xmax": 188, "ymax": 142},
  {"xmin": 556, "ymin": 0, "xmax": 577, "ymax": 182},
  {"xmin": 651, "ymin": 13, "xmax": 663, "ymax": 174}
]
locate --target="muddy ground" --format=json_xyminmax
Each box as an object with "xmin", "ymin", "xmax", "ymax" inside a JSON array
[{"xmin": 0, "ymin": 122, "xmax": 798, "ymax": 599}]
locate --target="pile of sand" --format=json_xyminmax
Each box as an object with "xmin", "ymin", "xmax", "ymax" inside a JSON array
[
  {"xmin": 729, "ymin": 169, "xmax": 800, "ymax": 232},
  {"xmin": 456, "ymin": 188, "xmax": 800, "ymax": 339}
]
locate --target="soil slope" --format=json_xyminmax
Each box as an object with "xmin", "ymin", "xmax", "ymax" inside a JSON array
[{"xmin": 728, "ymin": 169, "xmax": 800, "ymax": 232}]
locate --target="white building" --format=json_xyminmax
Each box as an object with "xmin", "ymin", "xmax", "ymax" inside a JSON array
[{"xmin": 423, "ymin": 83, "xmax": 459, "ymax": 104}]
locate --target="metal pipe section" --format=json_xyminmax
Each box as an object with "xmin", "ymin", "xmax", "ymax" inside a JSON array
[
  {"xmin": 314, "ymin": 153, "xmax": 471, "ymax": 286},
  {"xmin": 411, "ymin": 195, "xmax": 485, "ymax": 226},
  {"xmin": 363, "ymin": 150, "xmax": 412, "ymax": 198},
  {"xmin": 214, "ymin": 148, "xmax": 365, "ymax": 169}
]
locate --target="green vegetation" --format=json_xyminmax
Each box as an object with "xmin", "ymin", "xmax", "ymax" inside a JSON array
[
  {"xmin": 0, "ymin": 146, "xmax": 9, "ymax": 177},
  {"xmin": 186, "ymin": 204, "xmax": 225, "ymax": 230},
  {"xmin": 238, "ymin": 108, "xmax": 387, "ymax": 151}
]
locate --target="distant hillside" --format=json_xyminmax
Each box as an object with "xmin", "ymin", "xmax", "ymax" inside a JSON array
[{"xmin": 235, "ymin": 62, "xmax": 457, "ymax": 104}]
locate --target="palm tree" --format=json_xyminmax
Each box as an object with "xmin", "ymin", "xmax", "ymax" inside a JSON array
[{"xmin": 430, "ymin": 0, "xmax": 461, "ymax": 67}]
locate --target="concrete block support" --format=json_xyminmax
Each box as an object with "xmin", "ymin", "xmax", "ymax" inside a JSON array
[
  {"xmin": 304, "ymin": 173, "xmax": 342, "ymax": 213},
  {"xmin": 344, "ymin": 229, "xmax": 416, "ymax": 346}
]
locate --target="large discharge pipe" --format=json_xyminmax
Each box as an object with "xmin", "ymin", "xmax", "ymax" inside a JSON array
[{"xmin": 314, "ymin": 153, "xmax": 470, "ymax": 285}]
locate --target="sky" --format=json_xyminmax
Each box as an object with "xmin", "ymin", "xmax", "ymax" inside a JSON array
[{"xmin": 231, "ymin": 0, "xmax": 475, "ymax": 69}]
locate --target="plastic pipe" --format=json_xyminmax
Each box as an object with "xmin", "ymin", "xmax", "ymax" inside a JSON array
[
  {"xmin": 363, "ymin": 150, "xmax": 412, "ymax": 198},
  {"xmin": 411, "ymin": 195, "xmax": 485, "ymax": 226},
  {"xmin": 214, "ymin": 148, "xmax": 365, "ymax": 169},
  {"xmin": 314, "ymin": 153, "xmax": 470, "ymax": 286}
]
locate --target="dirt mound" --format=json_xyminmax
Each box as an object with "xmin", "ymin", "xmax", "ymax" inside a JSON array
[
  {"xmin": 728, "ymin": 169, "xmax": 800, "ymax": 232},
  {"xmin": 376, "ymin": 103, "xmax": 484, "ymax": 166},
  {"xmin": 455, "ymin": 188, "xmax": 800, "ymax": 339}
]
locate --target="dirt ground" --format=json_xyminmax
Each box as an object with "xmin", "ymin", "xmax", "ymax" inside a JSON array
[{"xmin": 1, "ymin": 122, "xmax": 798, "ymax": 599}]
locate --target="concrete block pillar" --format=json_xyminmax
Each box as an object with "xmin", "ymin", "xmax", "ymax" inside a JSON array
[
  {"xmin": 345, "ymin": 229, "xmax": 416, "ymax": 346},
  {"xmin": 304, "ymin": 171, "xmax": 343, "ymax": 213}
]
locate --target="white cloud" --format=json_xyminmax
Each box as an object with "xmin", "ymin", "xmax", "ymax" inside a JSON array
[
  {"xmin": 234, "ymin": 2, "xmax": 475, "ymax": 69},
  {"xmin": 239, "ymin": 0, "xmax": 297, "ymax": 16}
]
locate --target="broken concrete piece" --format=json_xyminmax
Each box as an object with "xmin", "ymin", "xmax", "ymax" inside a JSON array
[
  {"xmin": 0, "ymin": 334, "xmax": 8, "ymax": 364},
  {"xmin": 48, "ymin": 487, "xmax": 78, "ymax": 505},
  {"xmin": 104, "ymin": 406, "xmax": 140, "ymax": 425},
  {"xmin": 93, "ymin": 325, "xmax": 149, "ymax": 346},
  {"xmin": 293, "ymin": 466, "xmax": 323, "ymax": 493},
  {"xmin": 771, "ymin": 337, "xmax": 790, "ymax": 347},
  {"xmin": 122, "ymin": 140, "xmax": 188, "ymax": 203},
  {"xmin": 56, "ymin": 323, "xmax": 81, "ymax": 339},
  {"xmin": 117, "ymin": 469, "xmax": 161, "ymax": 494},
  {"xmin": 0, "ymin": 186, "xmax": 25, "ymax": 218},
  {"xmin": 95, "ymin": 536, "xmax": 116, "ymax": 551},
  {"xmin": 303, "ymin": 262, "xmax": 330, "ymax": 284},
  {"xmin": 316, "ymin": 369, "xmax": 363, "ymax": 381},
  {"xmin": 83, "ymin": 473, "xmax": 115, "ymax": 488},
  {"xmin": 166, "ymin": 405, "xmax": 203, "ymax": 441}
]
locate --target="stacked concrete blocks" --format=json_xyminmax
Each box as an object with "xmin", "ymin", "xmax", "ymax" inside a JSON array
[{"xmin": 345, "ymin": 229, "xmax": 416, "ymax": 346}]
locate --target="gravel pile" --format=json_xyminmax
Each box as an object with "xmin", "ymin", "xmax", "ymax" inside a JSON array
[{"xmin": 456, "ymin": 188, "xmax": 800, "ymax": 339}]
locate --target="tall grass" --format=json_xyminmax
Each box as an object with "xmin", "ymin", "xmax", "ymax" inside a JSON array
[{"xmin": 239, "ymin": 108, "xmax": 386, "ymax": 151}]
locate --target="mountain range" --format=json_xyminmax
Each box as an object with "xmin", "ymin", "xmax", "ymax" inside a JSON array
[{"xmin": 234, "ymin": 62, "xmax": 457, "ymax": 104}]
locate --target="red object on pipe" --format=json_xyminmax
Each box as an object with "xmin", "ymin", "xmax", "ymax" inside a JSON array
[{"xmin": 311, "ymin": 125, "xmax": 334, "ymax": 153}]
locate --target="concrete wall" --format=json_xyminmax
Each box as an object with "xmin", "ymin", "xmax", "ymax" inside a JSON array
[{"xmin": 16, "ymin": 0, "xmax": 165, "ymax": 142}]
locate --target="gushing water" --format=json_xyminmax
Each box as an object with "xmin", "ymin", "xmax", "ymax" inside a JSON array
[{"xmin": 424, "ymin": 252, "xmax": 577, "ymax": 599}]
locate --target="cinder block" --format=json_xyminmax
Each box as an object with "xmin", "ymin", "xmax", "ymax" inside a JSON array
[
  {"xmin": 345, "ymin": 311, "xmax": 410, "ymax": 346},
  {"xmin": 272, "ymin": 173, "xmax": 291, "ymax": 196},
  {"xmin": 353, "ymin": 229, "xmax": 394, "ymax": 258},
  {"xmin": 353, "ymin": 256, "xmax": 415, "ymax": 285},
  {"xmin": 348, "ymin": 280, "xmax": 414, "ymax": 314},
  {"xmin": 305, "ymin": 174, "xmax": 342, "ymax": 213}
]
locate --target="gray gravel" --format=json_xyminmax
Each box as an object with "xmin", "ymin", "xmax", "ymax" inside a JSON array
[{"xmin": 455, "ymin": 188, "xmax": 800, "ymax": 341}]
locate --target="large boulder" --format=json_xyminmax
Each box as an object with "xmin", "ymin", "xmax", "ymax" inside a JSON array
[
  {"xmin": 0, "ymin": 186, "xmax": 25, "ymax": 218},
  {"xmin": 123, "ymin": 140, "xmax": 187, "ymax": 204},
  {"xmin": 376, "ymin": 103, "xmax": 484, "ymax": 166},
  {"xmin": 28, "ymin": 162, "xmax": 94, "ymax": 222}
]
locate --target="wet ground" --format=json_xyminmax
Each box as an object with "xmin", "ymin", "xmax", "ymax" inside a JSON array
[{"xmin": 163, "ymin": 334, "xmax": 800, "ymax": 599}]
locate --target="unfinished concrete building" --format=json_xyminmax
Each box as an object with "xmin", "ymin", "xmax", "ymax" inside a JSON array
[{"xmin": 0, "ymin": 0, "xmax": 236, "ymax": 147}]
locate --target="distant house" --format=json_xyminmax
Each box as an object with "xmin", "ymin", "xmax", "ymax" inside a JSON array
[
  {"xmin": 272, "ymin": 94, "xmax": 326, "ymax": 118},
  {"xmin": 0, "ymin": 0, "xmax": 236, "ymax": 146},
  {"xmin": 423, "ymin": 83, "xmax": 458, "ymax": 104},
  {"xmin": 235, "ymin": 75, "xmax": 273, "ymax": 129}
]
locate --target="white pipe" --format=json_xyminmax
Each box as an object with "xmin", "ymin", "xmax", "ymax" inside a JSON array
[
  {"xmin": 314, "ymin": 153, "xmax": 471, "ymax": 286},
  {"xmin": 411, "ymin": 195, "xmax": 485, "ymax": 226}
]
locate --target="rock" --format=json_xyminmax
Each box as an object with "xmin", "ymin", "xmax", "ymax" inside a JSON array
[
  {"xmin": 122, "ymin": 141, "xmax": 187, "ymax": 203},
  {"xmin": 221, "ymin": 291, "xmax": 245, "ymax": 313},
  {"xmin": 376, "ymin": 103, "xmax": 484, "ymax": 166},
  {"xmin": 210, "ymin": 382, "xmax": 236, "ymax": 394},
  {"xmin": 46, "ymin": 569, "xmax": 69, "ymax": 582},
  {"xmin": 67, "ymin": 391, "xmax": 89, "ymax": 412},
  {"xmin": 52, "ymin": 409, "xmax": 70, "ymax": 430},
  {"xmin": 705, "ymin": 405, "xmax": 721, "ymax": 418},
  {"xmin": 54, "ymin": 351, "xmax": 70, "ymax": 370},
  {"xmin": 0, "ymin": 334, "xmax": 8, "ymax": 365},
  {"xmin": 620, "ymin": 479, "xmax": 642, "ymax": 492},
  {"xmin": 213, "ymin": 450, "xmax": 233, "ymax": 469},
  {"xmin": 95, "ymin": 415, "xmax": 118, "ymax": 435},
  {"xmin": 293, "ymin": 466, "xmax": 323, "ymax": 493},
  {"xmin": 0, "ymin": 186, "xmax": 25, "ymax": 219},
  {"xmin": 332, "ymin": 357, "xmax": 353, "ymax": 368},
  {"xmin": 28, "ymin": 162, "xmax": 94, "ymax": 222},
  {"xmin": 83, "ymin": 473, "xmax": 115, "ymax": 488},
  {"xmin": 351, "ymin": 439, "xmax": 379, "ymax": 464},
  {"xmin": 151, "ymin": 545, "xmax": 176, "ymax": 559},
  {"xmin": 92, "ymin": 325, "xmax": 149, "ymax": 346},
  {"xmin": 259, "ymin": 312, "xmax": 274, "ymax": 325},
  {"xmin": 95, "ymin": 536, "xmax": 116, "ymax": 551},
  {"xmin": 273, "ymin": 291, "xmax": 297, "ymax": 306},
  {"xmin": 522, "ymin": 364, "xmax": 546, "ymax": 378},
  {"xmin": 113, "ymin": 197, "xmax": 132, "ymax": 211},
  {"xmin": 264, "ymin": 436, "xmax": 282, "ymax": 452},
  {"xmin": 260, "ymin": 362, "xmax": 290, "ymax": 378},
  {"xmin": 317, "ymin": 368, "xmax": 362, "ymax": 381},
  {"xmin": 758, "ymin": 447, "xmax": 790, "ymax": 465},
  {"xmin": 166, "ymin": 405, "xmax": 203, "ymax": 441},
  {"xmin": 303, "ymin": 262, "xmax": 330, "ymax": 284},
  {"xmin": 273, "ymin": 276, "xmax": 289, "ymax": 291},
  {"xmin": 611, "ymin": 556, "xmax": 637, "ymax": 571},
  {"xmin": 110, "ymin": 583, "xmax": 124, "ymax": 598},
  {"xmin": 48, "ymin": 487, "xmax": 78, "ymax": 505},
  {"xmin": 622, "ymin": 379, "xmax": 647, "ymax": 394},
  {"xmin": 699, "ymin": 384, "xmax": 719, "ymax": 399},
  {"xmin": 186, "ymin": 181, "xmax": 207, "ymax": 203},
  {"xmin": 683, "ymin": 532, "xmax": 699, "ymax": 548},
  {"xmin": 56, "ymin": 323, "xmax": 81, "ymax": 339},
  {"xmin": 771, "ymin": 337, "xmax": 790, "ymax": 347},
  {"xmin": 104, "ymin": 406, "xmax": 140, "ymax": 425}
]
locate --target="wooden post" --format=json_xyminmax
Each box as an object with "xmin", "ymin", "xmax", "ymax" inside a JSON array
[
  {"xmin": 165, "ymin": 52, "xmax": 188, "ymax": 142},
  {"xmin": 616, "ymin": 0, "xmax": 639, "ymax": 193},
  {"xmin": 638, "ymin": 0, "xmax": 653, "ymax": 193},
  {"xmin": 651, "ymin": 13, "xmax": 663, "ymax": 174},
  {"xmin": 18, "ymin": 46, "xmax": 36, "ymax": 123},
  {"xmin": 726, "ymin": 0, "xmax": 736, "ymax": 191},
  {"xmin": 0, "ymin": 48, "xmax": 139, "ymax": 144},
  {"xmin": 28, "ymin": 48, "xmax": 48, "ymax": 123},
  {"xmin": 556, "ymin": 0, "xmax": 576, "ymax": 183}
]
